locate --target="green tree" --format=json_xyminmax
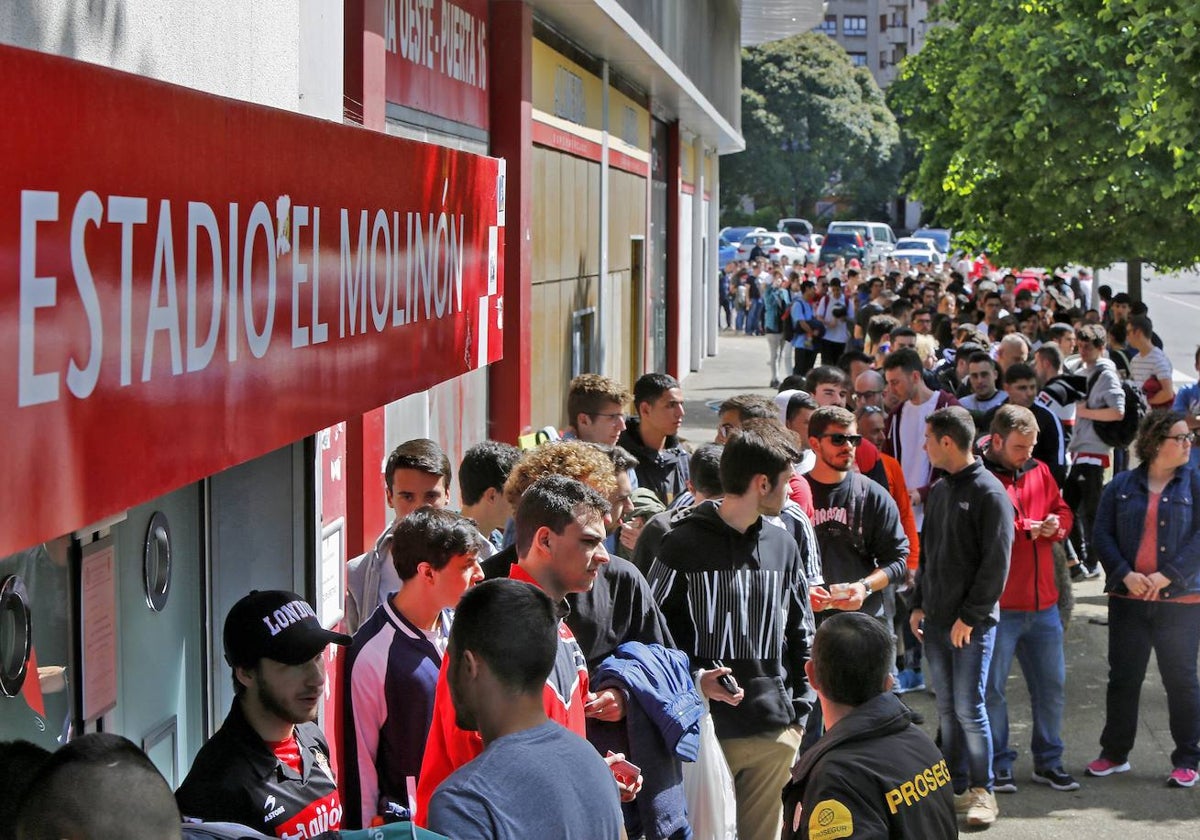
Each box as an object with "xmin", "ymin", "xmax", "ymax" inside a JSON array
[
  {"xmin": 723, "ymin": 33, "xmax": 901, "ymax": 224},
  {"xmin": 888, "ymin": 0, "xmax": 1200, "ymax": 297}
]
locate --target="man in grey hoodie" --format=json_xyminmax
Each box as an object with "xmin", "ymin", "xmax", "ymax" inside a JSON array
[{"xmin": 1065, "ymin": 324, "xmax": 1126, "ymax": 577}]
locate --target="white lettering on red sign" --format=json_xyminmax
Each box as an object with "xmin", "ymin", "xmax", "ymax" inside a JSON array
[
  {"xmin": 386, "ymin": 0, "xmax": 487, "ymax": 91},
  {"xmin": 17, "ymin": 186, "xmax": 470, "ymax": 408}
]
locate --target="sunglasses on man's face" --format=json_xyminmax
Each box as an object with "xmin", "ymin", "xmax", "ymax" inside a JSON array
[{"xmin": 819, "ymin": 433, "xmax": 863, "ymax": 447}]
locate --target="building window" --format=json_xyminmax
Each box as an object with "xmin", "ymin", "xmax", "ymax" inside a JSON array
[
  {"xmin": 554, "ymin": 65, "xmax": 586, "ymax": 125},
  {"xmin": 849, "ymin": 52, "xmax": 868, "ymax": 67},
  {"xmin": 620, "ymin": 106, "xmax": 639, "ymax": 147},
  {"xmin": 817, "ymin": 15, "xmax": 837, "ymax": 36},
  {"xmin": 843, "ymin": 16, "xmax": 868, "ymax": 36},
  {"xmin": 879, "ymin": 51, "xmax": 888, "ymax": 70},
  {"xmin": 571, "ymin": 307, "xmax": 596, "ymax": 377}
]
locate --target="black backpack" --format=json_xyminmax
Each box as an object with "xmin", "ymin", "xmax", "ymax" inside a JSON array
[{"xmin": 1087, "ymin": 368, "xmax": 1148, "ymax": 449}]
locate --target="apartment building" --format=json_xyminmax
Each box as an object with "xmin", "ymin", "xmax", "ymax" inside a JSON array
[{"xmin": 818, "ymin": 0, "xmax": 934, "ymax": 88}]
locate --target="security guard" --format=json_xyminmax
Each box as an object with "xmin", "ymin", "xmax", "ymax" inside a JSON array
[{"xmin": 782, "ymin": 612, "xmax": 956, "ymax": 840}]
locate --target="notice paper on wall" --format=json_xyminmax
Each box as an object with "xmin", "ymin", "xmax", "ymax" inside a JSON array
[{"xmin": 81, "ymin": 541, "xmax": 118, "ymax": 722}]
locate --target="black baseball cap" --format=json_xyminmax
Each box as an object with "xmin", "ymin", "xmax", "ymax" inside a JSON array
[{"xmin": 223, "ymin": 590, "xmax": 351, "ymax": 667}]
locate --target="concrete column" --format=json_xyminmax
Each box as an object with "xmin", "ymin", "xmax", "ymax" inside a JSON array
[
  {"xmin": 690, "ymin": 134, "xmax": 705, "ymax": 371},
  {"xmin": 666, "ymin": 121, "xmax": 681, "ymax": 377},
  {"xmin": 706, "ymin": 151, "xmax": 720, "ymax": 356},
  {"xmin": 598, "ymin": 61, "xmax": 611, "ymax": 374}
]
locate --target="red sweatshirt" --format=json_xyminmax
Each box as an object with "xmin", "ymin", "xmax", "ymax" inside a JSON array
[
  {"xmin": 414, "ymin": 564, "xmax": 590, "ymax": 824},
  {"xmin": 983, "ymin": 455, "xmax": 1074, "ymax": 612}
]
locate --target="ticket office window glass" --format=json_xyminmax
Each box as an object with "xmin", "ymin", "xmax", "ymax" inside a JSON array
[{"xmin": 0, "ymin": 537, "xmax": 75, "ymax": 750}]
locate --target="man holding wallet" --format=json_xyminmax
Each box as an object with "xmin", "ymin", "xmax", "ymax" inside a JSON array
[{"xmin": 981, "ymin": 405, "xmax": 1078, "ymax": 795}]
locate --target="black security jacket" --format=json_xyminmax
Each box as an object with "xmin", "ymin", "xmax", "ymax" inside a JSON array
[{"xmin": 783, "ymin": 692, "xmax": 957, "ymax": 840}]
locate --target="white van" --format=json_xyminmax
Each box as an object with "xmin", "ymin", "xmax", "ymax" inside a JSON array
[{"xmin": 826, "ymin": 221, "xmax": 897, "ymax": 264}]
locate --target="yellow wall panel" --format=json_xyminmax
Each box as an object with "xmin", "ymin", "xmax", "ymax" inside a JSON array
[{"xmin": 531, "ymin": 39, "xmax": 603, "ymax": 131}]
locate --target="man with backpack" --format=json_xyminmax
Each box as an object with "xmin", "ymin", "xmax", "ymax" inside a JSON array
[{"xmin": 1065, "ymin": 324, "xmax": 1127, "ymax": 579}]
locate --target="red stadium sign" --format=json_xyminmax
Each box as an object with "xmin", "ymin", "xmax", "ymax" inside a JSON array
[
  {"xmin": 0, "ymin": 44, "xmax": 505, "ymax": 555},
  {"xmin": 384, "ymin": 0, "xmax": 490, "ymax": 129}
]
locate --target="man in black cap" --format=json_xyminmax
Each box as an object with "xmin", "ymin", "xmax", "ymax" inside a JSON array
[{"xmin": 176, "ymin": 590, "xmax": 351, "ymax": 836}]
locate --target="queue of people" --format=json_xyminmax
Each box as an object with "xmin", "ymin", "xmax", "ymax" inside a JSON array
[{"xmin": 8, "ymin": 256, "xmax": 1199, "ymax": 840}]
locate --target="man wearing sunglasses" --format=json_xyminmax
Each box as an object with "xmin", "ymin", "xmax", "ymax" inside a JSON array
[
  {"xmin": 805, "ymin": 406, "xmax": 909, "ymax": 619},
  {"xmin": 803, "ymin": 406, "xmax": 913, "ymax": 745}
]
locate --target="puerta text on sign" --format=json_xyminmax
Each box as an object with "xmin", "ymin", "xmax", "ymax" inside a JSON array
[
  {"xmin": 384, "ymin": 0, "xmax": 490, "ymax": 129},
  {"xmin": 0, "ymin": 44, "xmax": 505, "ymax": 557}
]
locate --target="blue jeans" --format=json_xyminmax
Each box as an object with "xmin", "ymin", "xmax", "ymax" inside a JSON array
[
  {"xmin": 986, "ymin": 606, "xmax": 1066, "ymax": 773},
  {"xmin": 1100, "ymin": 597, "xmax": 1200, "ymax": 770},
  {"xmin": 736, "ymin": 306, "xmax": 747, "ymax": 332},
  {"xmin": 924, "ymin": 621, "xmax": 996, "ymax": 791},
  {"xmin": 746, "ymin": 300, "xmax": 764, "ymax": 334}
]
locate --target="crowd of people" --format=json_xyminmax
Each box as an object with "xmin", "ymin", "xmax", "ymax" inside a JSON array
[{"xmin": 8, "ymin": 252, "xmax": 1200, "ymax": 840}]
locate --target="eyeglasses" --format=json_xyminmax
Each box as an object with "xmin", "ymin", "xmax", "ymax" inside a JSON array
[
  {"xmin": 853, "ymin": 390, "xmax": 883, "ymax": 399},
  {"xmin": 819, "ymin": 433, "xmax": 863, "ymax": 446},
  {"xmin": 858, "ymin": 406, "xmax": 884, "ymax": 416},
  {"xmin": 589, "ymin": 412, "xmax": 625, "ymax": 421},
  {"xmin": 1167, "ymin": 433, "xmax": 1196, "ymax": 445}
]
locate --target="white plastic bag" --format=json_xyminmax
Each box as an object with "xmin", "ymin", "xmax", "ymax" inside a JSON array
[{"xmin": 681, "ymin": 699, "xmax": 738, "ymax": 840}]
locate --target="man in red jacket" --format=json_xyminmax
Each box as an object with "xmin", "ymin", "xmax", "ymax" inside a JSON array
[{"xmin": 980, "ymin": 405, "xmax": 1079, "ymax": 796}]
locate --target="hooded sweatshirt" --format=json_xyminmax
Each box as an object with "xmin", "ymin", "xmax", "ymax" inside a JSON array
[
  {"xmin": 646, "ymin": 501, "xmax": 815, "ymax": 739},
  {"xmin": 618, "ymin": 417, "xmax": 691, "ymax": 506}
]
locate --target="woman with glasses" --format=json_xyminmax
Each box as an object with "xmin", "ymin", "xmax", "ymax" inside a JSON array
[{"xmin": 1087, "ymin": 411, "xmax": 1200, "ymax": 788}]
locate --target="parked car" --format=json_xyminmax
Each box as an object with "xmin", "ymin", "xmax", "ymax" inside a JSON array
[
  {"xmin": 892, "ymin": 237, "xmax": 945, "ymax": 270},
  {"xmin": 911, "ymin": 227, "xmax": 952, "ymax": 254},
  {"xmin": 718, "ymin": 235, "xmax": 738, "ymax": 266},
  {"xmin": 816, "ymin": 231, "xmax": 866, "ymax": 265},
  {"xmin": 719, "ymin": 225, "xmax": 767, "ymax": 247},
  {"xmin": 736, "ymin": 232, "xmax": 809, "ymax": 264},
  {"xmin": 777, "ymin": 218, "xmax": 814, "ymax": 239},
  {"xmin": 796, "ymin": 233, "xmax": 822, "ymax": 264},
  {"xmin": 827, "ymin": 220, "xmax": 897, "ymax": 263}
]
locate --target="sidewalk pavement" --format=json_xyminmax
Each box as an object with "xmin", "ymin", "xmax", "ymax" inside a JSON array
[{"xmin": 676, "ymin": 330, "xmax": 1200, "ymax": 838}]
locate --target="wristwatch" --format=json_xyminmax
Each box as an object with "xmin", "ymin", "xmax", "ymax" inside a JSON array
[{"xmin": 857, "ymin": 577, "xmax": 873, "ymax": 594}]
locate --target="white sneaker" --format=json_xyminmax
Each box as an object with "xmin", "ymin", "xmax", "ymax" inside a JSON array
[{"xmin": 965, "ymin": 787, "xmax": 998, "ymax": 827}]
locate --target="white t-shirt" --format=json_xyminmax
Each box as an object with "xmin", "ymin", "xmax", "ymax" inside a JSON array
[
  {"xmin": 1129, "ymin": 347, "xmax": 1172, "ymax": 396},
  {"xmin": 899, "ymin": 391, "xmax": 940, "ymax": 527}
]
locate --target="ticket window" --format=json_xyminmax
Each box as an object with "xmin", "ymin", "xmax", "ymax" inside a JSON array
[{"xmin": 0, "ymin": 537, "xmax": 75, "ymax": 751}]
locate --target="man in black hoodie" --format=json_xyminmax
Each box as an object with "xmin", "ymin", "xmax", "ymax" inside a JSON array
[
  {"xmin": 909, "ymin": 406, "xmax": 1013, "ymax": 829},
  {"xmin": 618, "ymin": 373, "xmax": 690, "ymax": 506},
  {"xmin": 648, "ymin": 419, "xmax": 815, "ymax": 840},
  {"xmin": 782, "ymin": 613, "xmax": 957, "ymax": 840}
]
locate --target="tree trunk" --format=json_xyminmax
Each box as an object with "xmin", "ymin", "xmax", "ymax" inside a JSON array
[{"xmin": 1127, "ymin": 260, "xmax": 1142, "ymax": 303}]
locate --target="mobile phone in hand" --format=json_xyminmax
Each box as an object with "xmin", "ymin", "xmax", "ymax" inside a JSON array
[{"xmin": 712, "ymin": 660, "xmax": 739, "ymax": 695}]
